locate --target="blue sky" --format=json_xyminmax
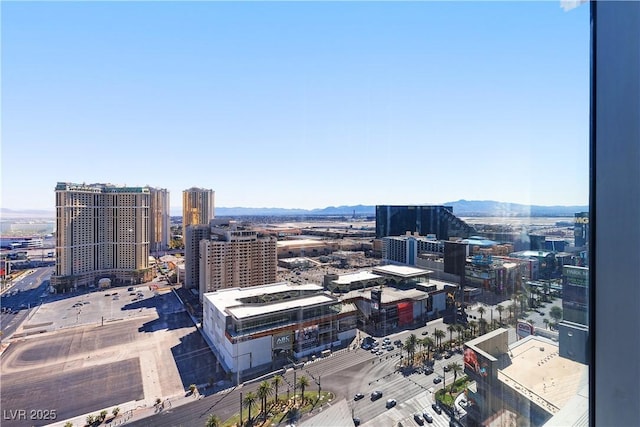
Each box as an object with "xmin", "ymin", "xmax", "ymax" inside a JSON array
[{"xmin": 2, "ymin": 1, "xmax": 589, "ymax": 211}]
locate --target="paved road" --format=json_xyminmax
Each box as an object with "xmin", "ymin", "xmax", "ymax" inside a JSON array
[
  {"xmin": 127, "ymin": 331, "xmax": 467, "ymax": 427},
  {"xmin": 1, "ymin": 267, "xmax": 54, "ymax": 341}
]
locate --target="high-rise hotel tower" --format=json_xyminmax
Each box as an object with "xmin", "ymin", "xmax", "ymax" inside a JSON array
[
  {"xmin": 52, "ymin": 182, "xmax": 154, "ymax": 292},
  {"xmin": 182, "ymin": 187, "xmax": 215, "ymax": 233},
  {"xmin": 149, "ymin": 187, "xmax": 171, "ymax": 253},
  {"xmin": 183, "ymin": 187, "xmax": 215, "ymax": 289}
]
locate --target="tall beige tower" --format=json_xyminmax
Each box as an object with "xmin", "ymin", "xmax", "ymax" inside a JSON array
[
  {"xmin": 182, "ymin": 187, "xmax": 215, "ymax": 233},
  {"xmin": 199, "ymin": 220, "xmax": 277, "ymax": 299},
  {"xmin": 182, "ymin": 187, "xmax": 214, "ymax": 289},
  {"xmin": 52, "ymin": 182, "xmax": 153, "ymax": 292},
  {"xmin": 149, "ymin": 187, "xmax": 170, "ymax": 253}
]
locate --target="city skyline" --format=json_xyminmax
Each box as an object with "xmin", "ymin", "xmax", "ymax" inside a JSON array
[{"xmin": 2, "ymin": 2, "xmax": 589, "ymax": 211}]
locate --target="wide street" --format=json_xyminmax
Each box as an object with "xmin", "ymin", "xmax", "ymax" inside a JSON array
[
  {"xmin": 1, "ymin": 266, "xmax": 54, "ymax": 342},
  {"xmin": 128, "ymin": 325, "xmax": 470, "ymax": 427}
]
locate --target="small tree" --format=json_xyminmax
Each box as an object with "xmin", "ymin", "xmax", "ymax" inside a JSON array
[
  {"xmin": 64, "ymin": 422, "xmax": 74, "ymax": 427},
  {"xmin": 549, "ymin": 306, "xmax": 563, "ymax": 324},
  {"xmin": 205, "ymin": 414, "xmax": 221, "ymax": 427},
  {"xmin": 189, "ymin": 383, "xmax": 197, "ymax": 394},
  {"xmin": 85, "ymin": 414, "xmax": 95, "ymax": 426},
  {"xmin": 99, "ymin": 410, "xmax": 108, "ymax": 421},
  {"xmin": 112, "ymin": 407, "xmax": 120, "ymax": 417}
]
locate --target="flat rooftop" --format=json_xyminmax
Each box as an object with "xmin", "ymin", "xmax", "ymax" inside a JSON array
[
  {"xmin": 204, "ymin": 282, "xmax": 328, "ymax": 318},
  {"xmin": 331, "ymin": 271, "xmax": 383, "ymax": 285},
  {"xmin": 372, "ymin": 264, "xmax": 432, "ymax": 278},
  {"xmin": 277, "ymin": 239, "xmax": 329, "ymax": 248},
  {"xmin": 497, "ymin": 336, "xmax": 588, "ymax": 415},
  {"xmin": 339, "ymin": 285, "xmax": 428, "ymax": 304},
  {"xmin": 228, "ymin": 294, "xmax": 337, "ymax": 319}
]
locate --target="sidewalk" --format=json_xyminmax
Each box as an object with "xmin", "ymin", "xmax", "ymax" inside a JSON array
[{"xmin": 45, "ymin": 386, "xmax": 211, "ymax": 427}]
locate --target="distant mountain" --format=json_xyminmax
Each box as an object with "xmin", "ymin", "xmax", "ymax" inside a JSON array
[
  {"xmin": 5, "ymin": 201, "xmax": 588, "ymax": 220},
  {"xmin": 212, "ymin": 205, "xmax": 376, "ymax": 217},
  {"xmin": 1, "ymin": 208, "xmax": 55, "ymax": 219},
  {"xmin": 442, "ymin": 200, "xmax": 589, "ymax": 217}
]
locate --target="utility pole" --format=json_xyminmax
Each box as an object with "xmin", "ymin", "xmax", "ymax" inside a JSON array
[
  {"xmin": 239, "ymin": 391, "xmax": 243, "ymax": 427},
  {"xmin": 306, "ymin": 369, "xmax": 321, "ymax": 398},
  {"xmin": 293, "ymin": 370, "xmax": 297, "ymax": 405}
]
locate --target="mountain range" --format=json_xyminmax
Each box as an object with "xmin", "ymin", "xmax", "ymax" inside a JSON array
[
  {"xmin": 1, "ymin": 200, "xmax": 588, "ymax": 219},
  {"xmin": 179, "ymin": 200, "xmax": 588, "ymax": 217}
]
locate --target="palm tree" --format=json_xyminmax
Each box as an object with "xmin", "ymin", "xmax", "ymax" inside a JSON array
[
  {"xmin": 423, "ymin": 337, "xmax": 434, "ymax": 362},
  {"xmin": 205, "ymin": 414, "xmax": 221, "ymax": 427},
  {"xmin": 478, "ymin": 318, "xmax": 488, "ymax": 335},
  {"xmin": 468, "ymin": 320, "xmax": 478, "ymax": 337},
  {"xmin": 257, "ymin": 380, "xmax": 273, "ymax": 419},
  {"xmin": 478, "ymin": 306, "xmax": 486, "ymax": 322},
  {"xmin": 433, "ymin": 329, "xmax": 445, "ymax": 350},
  {"xmin": 297, "ymin": 376, "xmax": 310, "ymax": 405},
  {"xmin": 271, "ymin": 375, "xmax": 283, "ymax": 405},
  {"xmin": 519, "ymin": 293, "xmax": 528, "ymax": 314},
  {"xmin": 243, "ymin": 392, "xmax": 257, "ymax": 425},
  {"xmin": 448, "ymin": 362, "xmax": 463, "ymax": 395},
  {"xmin": 455, "ymin": 324, "xmax": 464, "ymax": 344},
  {"xmin": 405, "ymin": 334, "xmax": 418, "ymax": 365},
  {"xmin": 509, "ymin": 302, "xmax": 518, "ymax": 321},
  {"xmin": 496, "ymin": 305, "xmax": 504, "ymax": 325},
  {"xmin": 543, "ymin": 318, "xmax": 550, "ymax": 329},
  {"xmin": 447, "ymin": 324, "xmax": 456, "ymax": 348}
]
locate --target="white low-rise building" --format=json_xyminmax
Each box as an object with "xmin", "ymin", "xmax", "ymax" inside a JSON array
[{"xmin": 203, "ymin": 282, "xmax": 357, "ymax": 379}]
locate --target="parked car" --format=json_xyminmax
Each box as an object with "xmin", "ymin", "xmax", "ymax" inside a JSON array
[
  {"xmin": 386, "ymin": 399, "xmax": 397, "ymax": 408},
  {"xmin": 432, "ymin": 403, "xmax": 442, "ymax": 414},
  {"xmin": 424, "ymin": 367, "xmax": 434, "ymax": 375},
  {"xmin": 444, "ymin": 365, "xmax": 451, "ymax": 372},
  {"xmin": 353, "ymin": 417, "xmax": 361, "ymax": 426},
  {"xmin": 354, "ymin": 393, "xmax": 364, "ymax": 401},
  {"xmin": 414, "ymin": 413, "xmax": 424, "ymax": 425},
  {"xmin": 433, "ymin": 377, "xmax": 442, "ymax": 384},
  {"xmin": 423, "ymin": 411, "xmax": 433, "ymax": 423},
  {"xmin": 371, "ymin": 390, "xmax": 383, "ymax": 400}
]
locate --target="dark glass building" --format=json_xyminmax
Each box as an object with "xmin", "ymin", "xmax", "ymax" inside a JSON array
[
  {"xmin": 375, "ymin": 205, "xmax": 475, "ymax": 240},
  {"xmin": 574, "ymin": 212, "xmax": 589, "ymax": 247}
]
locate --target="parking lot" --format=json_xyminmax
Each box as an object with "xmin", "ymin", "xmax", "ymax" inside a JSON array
[{"xmin": 0, "ymin": 286, "xmax": 218, "ymax": 427}]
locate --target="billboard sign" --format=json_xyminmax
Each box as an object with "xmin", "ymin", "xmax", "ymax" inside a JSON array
[
  {"xmin": 463, "ymin": 346, "xmax": 491, "ymax": 382},
  {"xmin": 516, "ymin": 321, "xmax": 535, "ymax": 338},
  {"xmin": 295, "ymin": 325, "xmax": 319, "ymax": 351},
  {"xmin": 273, "ymin": 332, "xmax": 292, "ymax": 350},
  {"xmin": 371, "ymin": 289, "xmax": 382, "ymax": 311}
]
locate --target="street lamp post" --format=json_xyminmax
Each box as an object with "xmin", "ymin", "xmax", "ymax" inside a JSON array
[{"xmin": 235, "ymin": 351, "xmax": 252, "ymax": 385}]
